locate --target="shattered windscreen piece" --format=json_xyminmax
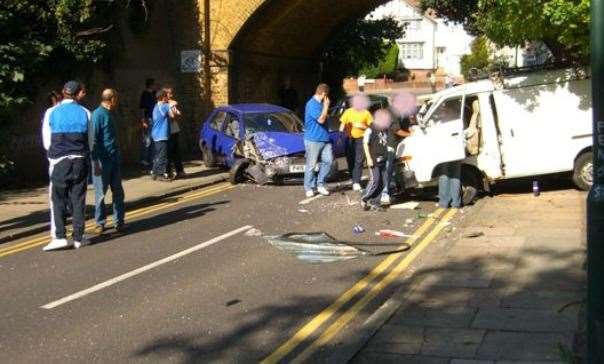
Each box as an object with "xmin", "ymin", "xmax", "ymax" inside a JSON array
[{"xmin": 264, "ymin": 233, "xmax": 410, "ymax": 264}]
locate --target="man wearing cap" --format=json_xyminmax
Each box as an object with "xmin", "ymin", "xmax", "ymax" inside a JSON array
[
  {"xmin": 91, "ymin": 89, "xmax": 125, "ymax": 235},
  {"xmin": 41, "ymin": 81, "xmax": 96, "ymax": 251}
]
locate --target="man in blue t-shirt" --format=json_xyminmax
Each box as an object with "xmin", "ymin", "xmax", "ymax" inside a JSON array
[
  {"xmin": 303, "ymin": 83, "xmax": 333, "ymax": 197},
  {"xmin": 151, "ymin": 87, "xmax": 175, "ymax": 181}
]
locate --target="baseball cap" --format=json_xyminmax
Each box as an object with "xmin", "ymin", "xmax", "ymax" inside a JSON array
[{"xmin": 63, "ymin": 80, "xmax": 82, "ymax": 96}]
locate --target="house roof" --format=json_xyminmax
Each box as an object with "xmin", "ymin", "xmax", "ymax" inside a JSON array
[{"xmin": 403, "ymin": 0, "xmax": 438, "ymax": 23}]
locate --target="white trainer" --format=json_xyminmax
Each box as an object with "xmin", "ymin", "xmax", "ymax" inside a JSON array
[
  {"xmin": 42, "ymin": 238, "xmax": 71, "ymax": 252},
  {"xmin": 305, "ymin": 190, "xmax": 315, "ymax": 198},
  {"xmin": 317, "ymin": 186, "xmax": 330, "ymax": 196},
  {"xmin": 380, "ymin": 194, "xmax": 391, "ymax": 206},
  {"xmin": 352, "ymin": 183, "xmax": 362, "ymax": 192},
  {"xmin": 73, "ymin": 238, "xmax": 91, "ymax": 249}
]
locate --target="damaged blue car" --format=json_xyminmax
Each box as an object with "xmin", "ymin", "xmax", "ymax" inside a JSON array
[{"xmin": 199, "ymin": 104, "xmax": 345, "ymax": 185}]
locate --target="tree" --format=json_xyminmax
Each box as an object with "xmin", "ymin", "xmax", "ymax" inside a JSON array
[
  {"xmin": 460, "ymin": 36, "xmax": 490, "ymax": 77},
  {"xmin": 420, "ymin": 0, "xmax": 590, "ymax": 62},
  {"xmin": 360, "ymin": 43, "xmax": 400, "ymax": 79},
  {"xmin": 321, "ymin": 16, "xmax": 405, "ymax": 93}
]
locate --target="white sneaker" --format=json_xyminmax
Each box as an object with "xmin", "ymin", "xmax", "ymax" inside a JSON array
[
  {"xmin": 73, "ymin": 238, "xmax": 91, "ymax": 249},
  {"xmin": 380, "ymin": 194, "xmax": 391, "ymax": 206},
  {"xmin": 317, "ymin": 186, "xmax": 330, "ymax": 196},
  {"xmin": 42, "ymin": 238, "xmax": 71, "ymax": 252},
  {"xmin": 352, "ymin": 183, "xmax": 362, "ymax": 192},
  {"xmin": 305, "ymin": 190, "xmax": 315, "ymax": 198}
]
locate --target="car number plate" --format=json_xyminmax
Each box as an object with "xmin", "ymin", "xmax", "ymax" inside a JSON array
[{"xmin": 289, "ymin": 165, "xmax": 306, "ymax": 173}]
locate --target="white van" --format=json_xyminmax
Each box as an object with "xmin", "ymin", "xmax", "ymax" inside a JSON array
[{"xmin": 397, "ymin": 68, "xmax": 593, "ymax": 204}]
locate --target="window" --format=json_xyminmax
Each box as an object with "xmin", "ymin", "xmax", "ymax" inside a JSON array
[
  {"xmin": 224, "ymin": 113, "xmax": 241, "ymax": 139},
  {"xmin": 400, "ymin": 43, "xmax": 424, "ymax": 60},
  {"xmin": 431, "ymin": 97, "xmax": 462, "ymax": 123},
  {"xmin": 405, "ymin": 20, "xmax": 421, "ymax": 30},
  {"xmin": 243, "ymin": 112, "xmax": 303, "ymax": 134},
  {"xmin": 210, "ymin": 111, "xmax": 226, "ymax": 130}
]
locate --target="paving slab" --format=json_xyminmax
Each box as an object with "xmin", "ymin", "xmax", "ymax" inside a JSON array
[
  {"xmin": 420, "ymin": 327, "xmax": 485, "ymax": 358},
  {"xmin": 472, "ymin": 308, "xmax": 578, "ymax": 332},
  {"xmin": 500, "ymin": 289, "xmax": 583, "ymax": 310},
  {"xmin": 351, "ymin": 352, "xmax": 449, "ymax": 364},
  {"xmin": 364, "ymin": 325, "xmax": 424, "ymax": 355},
  {"xmin": 475, "ymin": 331, "xmax": 573, "ymax": 361},
  {"xmin": 389, "ymin": 305, "xmax": 477, "ymax": 328}
]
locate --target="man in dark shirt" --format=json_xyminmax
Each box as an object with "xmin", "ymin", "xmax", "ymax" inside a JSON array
[
  {"xmin": 381, "ymin": 113, "xmax": 412, "ymax": 204},
  {"xmin": 92, "ymin": 89, "xmax": 125, "ymax": 234},
  {"xmin": 279, "ymin": 77, "xmax": 299, "ymax": 114},
  {"xmin": 139, "ymin": 78, "xmax": 157, "ymax": 166}
]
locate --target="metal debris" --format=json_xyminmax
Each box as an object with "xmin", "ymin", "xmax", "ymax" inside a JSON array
[
  {"xmin": 390, "ymin": 201, "xmax": 420, "ymax": 210},
  {"xmin": 264, "ymin": 232, "xmax": 410, "ymax": 264}
]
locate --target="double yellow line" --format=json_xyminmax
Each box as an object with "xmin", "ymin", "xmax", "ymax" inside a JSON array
[
  {"xmin": 0, "ymin": 183, "xmax": 234, "ymax": 258},
  {"xmin": 262, "ymin": 208, "xmax": 458, "ymax": 364}
]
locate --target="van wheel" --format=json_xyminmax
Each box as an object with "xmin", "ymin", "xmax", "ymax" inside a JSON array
[
  {"xmin": 461, "ymin": 167, "xmax": 481, "ymax": 206},
  {"xmin": 200, "ymin": 142, "xmax": 216, "ymax": 168},
  {"xmin": 229, "ymin": 159, "xmax": 250, "ymax": 185},
  {"xmin": 573, "ymin": 152, "xmax": 593, "ymax": 191}
]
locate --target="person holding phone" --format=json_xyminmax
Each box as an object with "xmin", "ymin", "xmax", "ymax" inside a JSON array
[{"xmin": 303, "ymin": 83, "xmax": 333, "ymax": 198}]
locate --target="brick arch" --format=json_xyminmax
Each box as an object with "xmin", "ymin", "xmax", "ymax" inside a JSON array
[{"xmin": 206, "ymin": 0, "xmax": 387, "ymax": 105}]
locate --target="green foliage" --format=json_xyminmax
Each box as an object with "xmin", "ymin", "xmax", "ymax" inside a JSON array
[
  {"xmin": 460, "ymin": 36, "xmax": 491, "ymax": 77},
  {"xmin": 322, "ymin": 17, "xmax": 405, "ymax": 80},
  {"xmin": 421, "ymin": 0, "xmax": 590, "ymax": 62},
  {"xmin": 0, "ymin": 0, "xmax": 122, "ymax": 116},
  {"xmin": 360, "ymin": 43, "xmax": 400, "ymax": 78}
]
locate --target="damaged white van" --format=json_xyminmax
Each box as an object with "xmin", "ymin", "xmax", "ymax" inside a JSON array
[{"xmin": 397, "ymin": 67, "xmax": 593, "ymax": 204}]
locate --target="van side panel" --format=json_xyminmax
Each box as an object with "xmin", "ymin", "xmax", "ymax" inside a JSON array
[{"xmin": 493, "ymin": 78, "xmax": 592, "ymax": 178}]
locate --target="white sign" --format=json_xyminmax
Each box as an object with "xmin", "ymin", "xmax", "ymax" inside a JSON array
[{"xmin": 181, "ymin": 50, "xmax": 201, "ymax": 73}]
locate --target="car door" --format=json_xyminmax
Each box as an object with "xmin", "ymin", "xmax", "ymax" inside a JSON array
[
  {"xmin": 406, "ymin": 95, "xmax": 466, "ymax": 182},
  {"xmin": 219, "ymin": 112, "xmax": 242, "ymax": 167},
  {"xmin": 204, "ymin": 110, "xmax": 227, "ymax": 154}
]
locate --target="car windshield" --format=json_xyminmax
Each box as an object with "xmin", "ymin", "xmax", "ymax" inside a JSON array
[{"xmin": 244, "ymin": 112, "xmax": 303, "ymax": 134}]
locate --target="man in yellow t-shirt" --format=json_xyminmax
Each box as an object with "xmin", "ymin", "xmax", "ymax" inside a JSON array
[{"xmin": 339, "ymin": 94, "xmax": 373, "ymax": 191}]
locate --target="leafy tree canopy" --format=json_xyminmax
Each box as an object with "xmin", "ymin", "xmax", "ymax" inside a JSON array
[
  {"xmin": 321, "ymin": 16, "xmax": 405, "ymax": 87},
  {"xmin": 0, "ymin": 0, "xmax": 129, "ymax": 115},
  {"xmin": 421, "ymin": 0, "xmax": 590, "ymax": 62}
]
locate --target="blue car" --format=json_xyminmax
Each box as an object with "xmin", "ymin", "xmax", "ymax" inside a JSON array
[{"xmin": 199, "ymin": 104, "xmax": 346, "ymax": 184}]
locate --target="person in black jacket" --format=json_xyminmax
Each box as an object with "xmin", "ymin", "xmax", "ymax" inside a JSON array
[{"xmin": 361, "ymin": 109, "xmax": 392, "ymax": 211}]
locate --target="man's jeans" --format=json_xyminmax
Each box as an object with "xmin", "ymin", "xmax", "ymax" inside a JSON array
[
  {"xmin": 382, "ymin": 148, "xmax": 396, "ymax": 196},
  {"xmin": 152, "ymin": 141, "xmax": 168, "ymax": 176},
  {"xmin": 304, "ymin": 140, "xmax": 333, "ymax": 192},
  {"xmin": 438, "ymin": 161, "xmax": 462, "ymax": 208},
  {"xmin": 345, "ymin": 138, "xmax": 365, "ymax": 184},
  {"xmin": 93, "ymin": 154, "xmax": 125, "ymax": 227}
]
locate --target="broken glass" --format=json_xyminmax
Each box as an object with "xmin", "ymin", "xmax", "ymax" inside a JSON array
[{"xmin": 264, "ymin": 232, "xmax": 410, "ymax": 264}]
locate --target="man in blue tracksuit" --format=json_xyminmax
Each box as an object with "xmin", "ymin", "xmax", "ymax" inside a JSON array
[
  {"xmin": 92, "ymin": 89, "xmax": 125, "ymax": 235},
  {"xmin": 41, "ymin": 81, "xmax": 95, "ymax": 251}
]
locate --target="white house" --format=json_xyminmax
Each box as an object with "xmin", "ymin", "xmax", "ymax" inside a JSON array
[{"xmin": 369, "ymin": 0, "xmax": 474, "ymax": 78}]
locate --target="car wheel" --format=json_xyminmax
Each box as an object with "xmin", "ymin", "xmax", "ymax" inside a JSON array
[
  {"xmin": 229, "ymin": 159, "xmax": 250, "ymax": 185},
  {"xmin": 200, "ymin": 142, "xmax": 217, "ymax": 168},
  {"xmin": 573, "ymin": 151, "xmax": 593, "ymax": 191},
  {"xmin": 461, "ymin": 167, "xmax": 482, "ymax": 206}
]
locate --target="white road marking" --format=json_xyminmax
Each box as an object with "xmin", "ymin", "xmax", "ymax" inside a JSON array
[
  {"xmin": 41, "ymin": 225, "xmax": 253, "ymax": 309},
  {"xmin": 298, "ymin": 195, "xmax": 323, "ymax": 205}
]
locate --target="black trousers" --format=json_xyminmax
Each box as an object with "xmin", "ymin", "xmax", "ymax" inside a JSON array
[
  {"xmin": 167, "ymin": 132, "xmax": 184, "ymax": 174},
  {"xmin": 152, "ymin": 141, "xmax": 168, "ymax": 176},
  {"xmin": 50, "ymin": 157, "xmax": 89, "ymax": 241},
  {"xmin": 361, "ymin": 164, "xmax": 386, "ymax": 206},
  {"xmin": 345, "ymin": 138, "xmax": 365, "ymax": 184}
]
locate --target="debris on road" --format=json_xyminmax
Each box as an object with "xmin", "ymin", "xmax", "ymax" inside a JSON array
[
  {"xmin": 463, "ymin": 231, "xmax": 485, "ymax": 239},
  {"xmin": 375, "ymin": 229, "xmax": 414, "ymax": 238},
  {"xmin": 390, "ymin": 201, "xmax": 420, "ymax": 210},
  {"xmin": 245, "ymin": 228, "xmax": 263, "ymax": 237},
  {"xmin": 353, "ymin": 224, "xmax": 366, "ymax": 234},
  {"xmin": 264, "ymin": 232, "xmax": 410, "ymax": 263},
  {"xmin": 298, "ymin": 209, "xmax": 310, "ymax": 214}
]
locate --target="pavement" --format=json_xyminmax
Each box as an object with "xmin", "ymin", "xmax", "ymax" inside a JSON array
[
  {"xmin": 351, "ymin": 183, "xmax": 586, "ymax": 364},
  {"xmin": 0, "ymin": 166, "xmax": 586, "ymax": 363},
  {"xmin": 0, "ymin": 161, "xmax": 229, "ymax": 243}
]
